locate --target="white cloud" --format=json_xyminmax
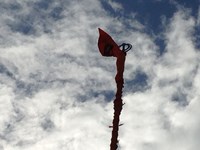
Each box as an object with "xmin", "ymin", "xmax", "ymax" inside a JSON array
[
  {"xmin": 0, "ymin": 0, "xmax": 117, "ymax": 149},
  {"xmin": 108, "ymin": 0, "xmax": 123, "ymax": 11},
  {"xmin": 0, "ymin": 0, "xmax": 200, "ymax": 150},
  {"xmin": 120, "ymin": 7, "xmax": 200, "ymax": 150}
]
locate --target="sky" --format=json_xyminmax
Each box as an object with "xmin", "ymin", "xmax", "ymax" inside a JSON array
[{"xmin": 0, "ymin": 0, "xmax": 200, "ymax": 150}]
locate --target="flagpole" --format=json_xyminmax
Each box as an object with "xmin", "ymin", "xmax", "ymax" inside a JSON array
[
  {"xmin": 97, "ymin": 28, "xmax": 131, "ymax": 150},
  {"xmin": 110, "ymin": 54, "xmax": 126, "ymax": 150}
]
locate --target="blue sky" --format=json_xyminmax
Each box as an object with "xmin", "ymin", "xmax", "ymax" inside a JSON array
[
  {"xmin": 0, "ymin": 0, "xmax": 200, "ymax": 150},
  {"xmin": 103, "ymin": 0, "xmax": 200, "ymax": 53}
]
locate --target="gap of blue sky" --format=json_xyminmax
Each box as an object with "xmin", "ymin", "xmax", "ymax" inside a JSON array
[{"xmin": 102, "ymin": 0, "xmax": 200, "ymax": 53}]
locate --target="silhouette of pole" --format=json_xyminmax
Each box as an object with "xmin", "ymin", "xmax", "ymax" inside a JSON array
[
  {"xmin": 110, "ymin": 53, "xmax": 126, "ymax": 150},
  {"xmin": 97, "ymin": 28, "xmax": 130, "ymax": 150}
]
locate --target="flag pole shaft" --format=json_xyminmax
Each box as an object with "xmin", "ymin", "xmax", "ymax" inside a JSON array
[{"xmin": 110, "ymin": 54, "xmax": 125, "ymax": 150}]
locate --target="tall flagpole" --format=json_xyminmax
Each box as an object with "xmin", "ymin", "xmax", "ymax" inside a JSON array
[
  {"xmin": 110, "ymin": 53, "xmax": 126, "ymax": 150},
  {"xmin": 97, "ymin": 28, "xmax": 131, "ymax": 150}
]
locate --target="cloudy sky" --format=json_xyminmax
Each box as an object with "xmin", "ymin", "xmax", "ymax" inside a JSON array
[{"xmin": 0, "ymin": 0, "xmax": 200, "ymax": 150}]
